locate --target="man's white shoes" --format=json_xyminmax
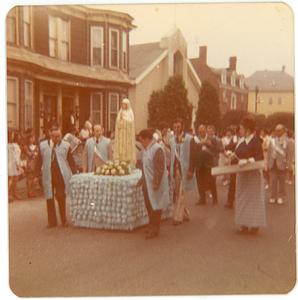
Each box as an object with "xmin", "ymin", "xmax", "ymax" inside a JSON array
[{"xmin": 269, "ymin": 198, "xmax": 284, "ymax": 204}]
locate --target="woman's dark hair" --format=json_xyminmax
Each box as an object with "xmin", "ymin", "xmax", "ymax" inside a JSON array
[
  {"xmin": 138, "ymin": 129, "xmax": 153, "ymax": 140},
  {"xmin": 25, "ymin": 127, "xmax": 34, "ymax": 135},
  {"xmin": 235, "ymin": 125, "xmax": 241, "ymax": 134},
  {"xmin": 25, "ymin": 134, "xmax": 34, "ymax": 146},
  {"xmin": 241, "ymin": 115, "xmax": 256, "ymax": 133},
  {"xmin": 158, "ymin": 122, "xmax": 169, "ymax": 132},
  {"xmin": 225, "ymin": 127, "xmax": 234, "ymax": 135}
]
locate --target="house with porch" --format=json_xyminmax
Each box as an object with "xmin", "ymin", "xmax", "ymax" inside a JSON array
[{"xmin": 7, "ymin": 5, "xmax": 135, "ymax": 138}]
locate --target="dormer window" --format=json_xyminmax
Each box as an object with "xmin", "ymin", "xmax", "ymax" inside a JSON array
[
  {"xmin": 231, "ymin": 75, "xmax": 235, "ymax": 87},
  {"xmin": 239, "ymin": 78, "xmax": 244, "ymax": 89},
  {"xmin": 221, "ymin": 72, "xmax": 226, "ymax": 84}
]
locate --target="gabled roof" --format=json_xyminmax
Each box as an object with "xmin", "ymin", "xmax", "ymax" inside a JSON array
[
  {"xmin": 244, "ymin": 70, "xmax": 294, "ymax": 92},
  {"xmin": 129, "ymin": 42, "xmax": 167, "ymax": 82},
  {"xmin": 187, "ymin": 58, "xmax": 202, "ymax": 88},
  {"xmin": 189, "ymin": 57, "xmax": 220, "ymax": 89},
  {"xmin": 190, "ymin": 57, "xmax": 247, "ymax": 91}
]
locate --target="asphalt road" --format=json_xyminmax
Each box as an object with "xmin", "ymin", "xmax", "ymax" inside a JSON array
[{"xmin": 7, "ymin": 177, "xmax": 296, "ymax": 298}]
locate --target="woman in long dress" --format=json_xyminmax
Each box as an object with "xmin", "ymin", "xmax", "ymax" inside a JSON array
[
  {"xmin": 8, "ymin": 131, "xmax": 23, "ymax": 201},
  {"xmin": 234, "ymin": 116, "xmax": 266, "ymax": 234},
  {"xmin": 114, "ymin": 98, "xmax": 136, "ymax": 166}
]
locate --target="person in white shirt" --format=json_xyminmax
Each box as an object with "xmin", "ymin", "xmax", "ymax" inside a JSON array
[
  {"xmin": 220, "ymin": 128, "xmax": 233, "ymax": 185},
  {"xmin": 153, "ymin": 121, "xmax": 173, "ymax": 171},
  {"xmin": 267, "ymin": 124, "xmax": 294, "ymax": 205},
  {"xmin": 260, "ymin": 129, "xmax": 271, "ymax": 189}
]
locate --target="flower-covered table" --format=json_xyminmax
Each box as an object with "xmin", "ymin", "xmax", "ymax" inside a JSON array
[{"xmin": 69, "ymin": 169, "xmax": 173, "ymax": 231}]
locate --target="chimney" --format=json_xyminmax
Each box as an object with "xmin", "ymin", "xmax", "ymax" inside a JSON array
[
  {"xmin": 199, "ymin": 46, "xmax": 207, "ymax": 64},
  {"xmin": 229, "ymin": 56, "xmax": 237, "ymax": 72},
  {"xmin": 282, "ymin": 65, "xmax": 285, "ymax": 72}
]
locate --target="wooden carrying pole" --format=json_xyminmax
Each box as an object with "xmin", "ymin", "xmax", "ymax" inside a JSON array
[{"xmin": 211, "ymin": 160, "xmax": 266, "ymax": 176}]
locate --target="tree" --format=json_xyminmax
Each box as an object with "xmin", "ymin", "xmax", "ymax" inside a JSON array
[
  {"xmin": 222, "ymin": 109, "xmax": 248, "ymax": 129},
  {"xmin": 194, "ymin": 79, "xmax": 222, "ymax": 132},
  {"xmin": 147, "ymin": 74, "xmax": 193, "ymax": 130},
  {"xmin": 265, "ymin": 112, "xmax": 295, "ymax": 132},
  {"xmin": 147, "ymin": 88, "xmax": 165, "ymax": 130},
  {"xmin": 252, "ymin": 113, "xmax": 267, "ymax": 131}
]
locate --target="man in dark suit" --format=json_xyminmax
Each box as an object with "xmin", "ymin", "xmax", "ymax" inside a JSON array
[
  {"xmin": 195, "ymin": 125, "xmax": 218, "ymax": 205},
  {"xmin": 34, "ymin": 126, "xmax": 78, "ymax": 228},
  {"xmin": 207, "ymin": 125, "xmax": 224, "ymax": 166}
]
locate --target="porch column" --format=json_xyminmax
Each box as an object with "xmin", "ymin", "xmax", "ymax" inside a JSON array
[
  {"xmin": 57, "ymin": 84, "xmax": 63, "ymax": 128},
  {"xmin": 75, "ymin": 86, "xmax": 80, "ymax": 129}
]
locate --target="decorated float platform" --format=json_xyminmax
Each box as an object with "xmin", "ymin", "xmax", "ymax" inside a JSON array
[{"xmin": 69, "ymin": 163, "xmax": 173, "ymax": 231}]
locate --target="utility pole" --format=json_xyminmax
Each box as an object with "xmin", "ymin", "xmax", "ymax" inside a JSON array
[{"xmin": 255, "ymin": 85, "xmax": 259, "ymax": 114}]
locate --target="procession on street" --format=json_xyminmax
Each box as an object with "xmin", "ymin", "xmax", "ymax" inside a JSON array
[
  {"xmin": 8, "ymin": 97, "xmax": 295, "ymax": 239},
  {"xmin": 6, "ymin": 3, "xmax": 295, "ymax": 298}
]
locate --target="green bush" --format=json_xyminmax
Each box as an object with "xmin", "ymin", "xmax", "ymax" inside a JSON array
[
  {"xmin": 194, "ymin": 79, "xmax": 222, "ymax": 133},
  {"xmin": 147, "ymin": 74, "xmax": 193, "ymax": 130}
]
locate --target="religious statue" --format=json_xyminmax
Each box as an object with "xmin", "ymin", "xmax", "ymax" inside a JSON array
[{"xmin": 114, "ymin": 98, "xmax": 136, "ymax": 166}]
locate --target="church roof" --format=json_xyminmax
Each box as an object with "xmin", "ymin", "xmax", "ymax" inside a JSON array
[{"xmin": 129, "ymin": 42, "xmax": 167, "ymax": 80}]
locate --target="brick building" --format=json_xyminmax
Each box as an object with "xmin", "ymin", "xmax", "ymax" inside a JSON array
[
  {"xmin": 7, "ymin": 5, "xmax": 135, "ymax": 137},
  {"xmin": 190, "ymin": 46, "xmax": 248, "ymax": 115}
]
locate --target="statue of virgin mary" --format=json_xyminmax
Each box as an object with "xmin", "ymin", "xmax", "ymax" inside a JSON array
[{"xmin": 114, "ymin": 98, "xmax": 136, "ymax": 166}]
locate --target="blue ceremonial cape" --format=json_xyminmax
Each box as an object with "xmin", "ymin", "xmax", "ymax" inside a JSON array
[
  {"xmin": 86, "ymin": 137, "xmax": 110, "ymax": 172},
  {"xmin": 40, "ymin": 140, "xmax": 72, "ymax": 199},
  {"xmin": 142, "ymin": 142, "xmax": 170, "ymax": 210},
  {"xmin": 170, "ymin": 133, "xmax": 197, "ymax": 192}
]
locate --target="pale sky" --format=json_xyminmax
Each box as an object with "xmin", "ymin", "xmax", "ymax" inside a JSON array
[
  {"xmin": 1, "ymin": 0, "xmax": 296, "ymax": 79},
  {"xmin": 89, "ymin": 1, "xmax": 295, "ymax": 78}
]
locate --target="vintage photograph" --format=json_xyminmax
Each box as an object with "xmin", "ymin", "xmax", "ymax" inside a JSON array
[{"xmin": 4, "ymin": 0, "xmax": 296, "ymax": 298}]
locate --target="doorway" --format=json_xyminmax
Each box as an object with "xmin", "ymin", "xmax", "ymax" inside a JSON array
[
  {"xmin": 62, "ymin": 97, "xmax": 74, "ymax": 136},
  {"xmin": 43, "ymin": 95, "xmax": 57, "ymax": 136}
]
